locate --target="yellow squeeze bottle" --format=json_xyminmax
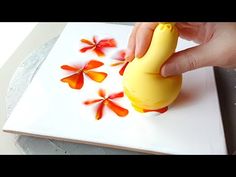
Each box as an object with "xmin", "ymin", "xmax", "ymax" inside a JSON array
[{"xmin": 122, "ymin": 22, "xmax": 181, "ymax": 113}]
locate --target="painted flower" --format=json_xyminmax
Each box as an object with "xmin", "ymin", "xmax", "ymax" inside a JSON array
[
  {"xmin": 83, "ymin": 89, "xmax": 129, "ymax": 120},
  {"xmin": 61, "ymin": 60, "xmax": 107, "ymax": 89},
  {"xmin": 110, "ymin": 50, "xmax": 129, "ymax": 76},
  {"xmin": 80, "ymin": 36, "xmax": 117, "ymax": 57}
]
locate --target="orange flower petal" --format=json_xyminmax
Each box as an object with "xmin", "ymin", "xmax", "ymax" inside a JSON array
[
  {"xmin": 80, "ymin": 46, "xmax": 94, "ymax": 53},
  {"xmin": 98, "ymin": 89, "xmax": 106, "ymax": 98},
  {"xmin": 110, "ymin": 61, "xmax": 125, "ymax": 67},
  {"xmin": 83, "ymin": 99, "xmax": 103, "ymax": 105},
  {"xmin": 61, "ymin": 65, "xmax": 79, "ymax": 72},
  {"xmin": 96, "ymin": 101, "xmax": 105, "ymax": 120},
  {"xmin": 60, "ymin": 72, "xmax": 84, "ymax": 89},
  {"xmin": 93, "ymin": 47, "xmax": 105, "ymax": 57},
  {"xmin": 85, "ymin": 71, "xmax": 107, "ymax": 83},
  {"xmin": 83, "ymin": 60, "xmax": 104, "ymax": 70},
  {"xmin": 97, "ymin": 39, "xmax": 117, "ymax": 48},
  {"xmin": 106, "ymin": 100, "xmax": 128, "ymax": 117},
  {"xmin": 119, "ymin": 62, "xmax": 129, "ymax": 76},
  {"xmin": 80, "ymin": 37, "xmax": 116, "ymax": 56},
  {"xmin": 143, "ymin": 106, "xmax": 168, "ymax": 114},
  {"xmin": 81, "ymin": 39, "xmax": 94, "ymax": 45},
  {"xmin": 108, "ymin": 92, "xmax": 124, "ymax": 99}
]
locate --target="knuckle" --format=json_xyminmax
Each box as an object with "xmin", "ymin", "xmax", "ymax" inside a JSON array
[{"xmin": 183, "ymin": 51, "xmax": 199, "ymax": 70}]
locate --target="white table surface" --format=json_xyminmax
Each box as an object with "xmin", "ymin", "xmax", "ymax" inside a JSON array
[
  {"xmin": 0, "ymin": 23, "xmax": 37, "ymax": 69},
  {"xmin": 0, "ymin": 22, "xmax": 66, "ymax": 154}
]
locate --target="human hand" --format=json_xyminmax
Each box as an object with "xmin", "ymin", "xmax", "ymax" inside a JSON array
[{"xmin": 125, "ymin": 22, "xmax": 236, "ymax": 77}]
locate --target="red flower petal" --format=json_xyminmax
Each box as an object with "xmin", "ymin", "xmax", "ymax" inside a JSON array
[
  {"xmin": 81, "ymin": 39, "xmax": 94, "ymax": 45},
  {"xmin": 119, "ymin": 62, "xmax": 129, "ymax": 76},
  {"xmin": 83, "ymin": 99, "xmax": 103, "ymax": 105},
  {"xmin": 143, "ymin": 106, "xmax": 168, "ymax": 114},
  {"xmin": 93, "ymin": 36, "xmax": 97, "ymax": 44},
  {"xmin": 60, "ymin": 72, "xmax": 84, "ymax": 89},
  {"xmin": 119, "ymin": 50, "xmax": 126, "ymax": 59},
  {"xmin": 84, "ymin": 71, "xmax": 107, "ymax": 83},
  {"xmin": 106, "ymin": 100, "xmax": 128, "ymax": 117},
  {"xmin": 61, "ymin": 65, "xmax": 79, "ymax": 72},
  {"xmin": 96, "ymin": 101, "xmax": 105, "ymax": 120},
  {"xmin": 83, "ymin": 60, "xmax": 104, "ymax": 70},
  {"xmin": 80, "ymin": 46, "xmax": 95, "ymax": 53},
  {"xmin": 108, "ymin": 92, "xmax": 124, "ymax": 99},
  {"xmin": 97, "ymin": 39, "xmax": 117, "ymax": 48},
  {"xmin": 98, "ymin": 89, "xmax": 106, "ymax": 98}
]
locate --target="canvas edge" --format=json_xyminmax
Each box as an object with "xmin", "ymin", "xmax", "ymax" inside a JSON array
[{"xmin": 2, "ymin": 129, "xmax": 169, "ymax": 155}]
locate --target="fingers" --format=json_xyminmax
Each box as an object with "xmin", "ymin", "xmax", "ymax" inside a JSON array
[
  {"xmin": 126, "ymin": 22, "xmax": 236, "ymax": 77},
  {"xmin": 161, "ymin": 41, "xmax": 218, "ymax": 77},
  {"xmin": 125, "ymin": 22, "xmax": 158, "ymax": 61},
  {"xmin": 135, "ymin": 22, "xmax": 158, "ymax": 58},
  {"xmin": 161, "ymin": 23, "xmax": 236, "ymax": 77},
  {"xmin": 175, "ymin": 22, "xmax": 211, "ymax": 44},
  {"xmin": 125, "ymin": 23, "xmax": 141, "ymax": 61}
]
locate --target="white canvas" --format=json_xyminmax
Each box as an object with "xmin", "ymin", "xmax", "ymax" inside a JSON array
[{"xmin": 3, "ymin": 23, "xmax": 227, "ymax": 154}]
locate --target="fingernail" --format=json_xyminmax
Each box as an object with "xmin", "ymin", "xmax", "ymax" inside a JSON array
[
  {"xmin": 125, "ymin": 49, "xmax": 132, "ymax": 60},
  {"xmin": 135, "ymin": 49, "xmax": 141, "ymax": 58},
  {"xmin": 161, "ymin": 64, "xmax": 178, "ymax": 77}
]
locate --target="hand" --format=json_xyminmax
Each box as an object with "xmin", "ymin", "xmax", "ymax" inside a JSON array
[{"xmin": 125, "ymin": 22, "xmax": 236, "ymax": 77}]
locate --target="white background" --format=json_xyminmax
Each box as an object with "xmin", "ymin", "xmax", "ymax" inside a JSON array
[{"xmin": 0, "ymin": 23, "xmax": 37, "ymax": 69}]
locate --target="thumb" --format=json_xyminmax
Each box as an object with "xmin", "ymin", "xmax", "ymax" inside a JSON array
[{"xmin": 161, "ymin": 43, "xmax": 216, "ymax": 77}]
